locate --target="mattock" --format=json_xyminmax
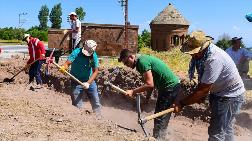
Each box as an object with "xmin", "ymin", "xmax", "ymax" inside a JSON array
[
  {"xmin": 45, "ymin": 48, "xmax": 55, "ymax": 75},
  {"xmin": 136, "ymin": 95, "xmax": 175, "ymax": 137}
]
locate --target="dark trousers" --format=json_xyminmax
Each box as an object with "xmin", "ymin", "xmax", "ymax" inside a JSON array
[
  {"xmin": 208, "ymin": 94, "xmax": 244, "ymax": 141},
  {"xmin": 153, "ymin": 84, "xmax": 180, "ymax": 139},
  {"xmin": 28, "ymin": 60, "xmax": 44, "ymax": 84},
  {"xmin": 69, "ymin": 39, "xmax": 80, "ymax": 53}
]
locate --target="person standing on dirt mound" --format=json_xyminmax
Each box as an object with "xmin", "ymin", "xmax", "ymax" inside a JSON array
[
  {"xmin": 226, "ymin": 37, "xmax": 252, "ymax": 78},
  {"xmin": 173, "ymin": 31, "xmax": 245, "ymax": 141},
  {"xmin": 118, "ymin": 49, "xmax": 180, "ymax": 139},
  {"xmin": 68, "ymin": 12, "xmax": 81, "ymax": 53},
  {"xmin": 59, "ymin": 40, "xmax": 101, "ymax": 115},
  {"xmin": 23, "ymin": 34, "xmax": 45, "ymax": 87}
]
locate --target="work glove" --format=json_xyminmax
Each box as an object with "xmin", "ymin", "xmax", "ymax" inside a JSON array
[
  {"xmin": 82, "ymin": 82, "xmax": 90, "ymax": 89},
  {"xmin": 59, "ymin": 66, "xmax": 67, "ymax": 74}
]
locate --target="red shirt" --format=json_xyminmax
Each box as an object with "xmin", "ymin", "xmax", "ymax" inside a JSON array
[{"xmin": 27, "ymin": 37, "xmax": 46, "ymax": 64}]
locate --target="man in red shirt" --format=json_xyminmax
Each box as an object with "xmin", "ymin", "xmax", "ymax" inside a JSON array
[{"xmin": 23, "ymin": 34, "xmax": 45, "ymax": 86}]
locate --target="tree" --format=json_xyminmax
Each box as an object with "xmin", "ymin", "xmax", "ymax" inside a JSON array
[
  {"xmin": 38, "ymin": 5, "xmax": 49, "ymax": 30},
  {"xmin": 75, "ymin": 7, "xmax": 86, "ymax": 21},
  {"xmin": 141, "ymin": 29, "xmax": 151, "ymax": 47},
  {"xmin": 49, "ymin": 3, "xmax": 62, "ymax": 29},
  {"xmin": 26, "ymin": 26, "xmax": 48, "ymax": 41},
  {"xmin": 0, "ymin": 27, "xmax": 25, "ymax": 40},
  {"xmin": 138, "ymin": 29, "xmax": 151, "ymax": 51},
  {"xmin": 216, "ymin": 33, "xmax": 231, "ymax": 50},
  {"xmin": 216, "ymin": 33, "xmax": 245, "ymax": 50}
]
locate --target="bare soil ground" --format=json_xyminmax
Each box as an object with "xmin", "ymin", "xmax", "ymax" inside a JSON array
[{"xmin": 0, "ymin": 56, "xmax": 251, "ymax": 141}]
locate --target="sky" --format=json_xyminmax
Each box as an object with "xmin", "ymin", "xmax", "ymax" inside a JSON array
[{"xmin": 0, "ymin": 0, "xmax": 251, "ymax": 47}]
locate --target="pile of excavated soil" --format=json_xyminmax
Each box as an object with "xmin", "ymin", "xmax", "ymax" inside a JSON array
[{"xmin": 0, "ymin": 57, "xmax": 252, "ymax": 141}]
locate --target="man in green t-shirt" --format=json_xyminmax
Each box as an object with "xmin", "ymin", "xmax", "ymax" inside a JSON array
[{"xmin": 118, "ymin": 49, "xmax": 180, "ymax": 139}]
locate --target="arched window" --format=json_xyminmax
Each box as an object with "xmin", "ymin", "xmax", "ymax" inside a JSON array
[
  {"xmin": 172, "ymin": 35, "xmax": 179, "ymax": 46},
  {"xmin": 180, "ymin": 35, "xmax": 185, "ymax": 45}
]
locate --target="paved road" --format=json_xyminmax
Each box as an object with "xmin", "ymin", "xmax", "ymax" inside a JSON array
[{"xmin": 0, "ymin": 45, "xmax": 48, "ymax": 58}]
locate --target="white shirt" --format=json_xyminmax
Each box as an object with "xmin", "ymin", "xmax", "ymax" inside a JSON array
[
  {"xmin": 225, "ymin": 47, "xmax": 252, "ymax": 65},
  {"xmin": 201, "ymin": 44, "xmax": 245, "ymax": 97},
  {"xmin": 71, "ymin": 19, "xmax": 81, "ymax": 39}
]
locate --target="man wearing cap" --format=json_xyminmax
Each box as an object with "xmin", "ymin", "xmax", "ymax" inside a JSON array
[
  {"xmin": 118, "ymin": 49, "xmax": 180, "ymax": 139},
  {"xmin": 68, "ymin": 12, "xmax": 81, "ymax": 53},
  {"xmin": 59, "ymin": 40, "xmax": 101, "ymax": 114},
  {"xmin": 173, "ymin": 31, "xmax": 245, "ymax": 141},
  {"xmin": 226, "ymin": 37, "xmax": 252, "ymax": 78},
  {"xmin": 23, "ymin": 34, "xmax": 46, "ymax": 86}
]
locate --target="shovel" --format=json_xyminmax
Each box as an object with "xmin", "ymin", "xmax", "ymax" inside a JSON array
[{"xmin": 3, "ymin": 59, "xmax": 40, "ymax": 83}]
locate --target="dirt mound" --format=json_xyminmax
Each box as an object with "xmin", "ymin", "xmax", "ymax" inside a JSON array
[{"xmin": 0, "ymin": 57, "xmax": 251, "ymax": 141}]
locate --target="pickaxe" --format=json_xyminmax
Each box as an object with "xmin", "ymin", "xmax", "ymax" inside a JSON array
[
  {"xmin": 45, "ymin": 48, "xmax": 55, "ymax": 76},
  {"xmin": 136, "ymin": 95, "xmax": 175, "ymax": 137}
]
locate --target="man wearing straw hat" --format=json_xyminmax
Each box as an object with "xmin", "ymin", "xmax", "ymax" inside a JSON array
[{"xmin": 173, "ymin": 31, "xmax": 245, "ymax": 141}]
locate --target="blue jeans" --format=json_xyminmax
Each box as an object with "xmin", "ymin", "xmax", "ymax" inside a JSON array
[
  {"xmin": 28, "ymin": 60, "xmax": 44, "ymax": 84},
  {"xmin": 153, "ymin": 84, "xmax": 180, "ymax": 139},
  {"xmin": 71, "ymin": 81, "xmax": 101, "ymax": 113},
  {"xmin": 208, "ymin": 94, "xmax": 244, "ymax": 141}
]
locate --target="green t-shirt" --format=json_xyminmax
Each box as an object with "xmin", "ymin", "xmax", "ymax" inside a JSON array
[
  {"xmin": 68, "ymin": 48, "xmax": 99, "ymax": 82},
  {"xmin": 136, "ymin": 54, "xmax": 179, "ymax": 90}
]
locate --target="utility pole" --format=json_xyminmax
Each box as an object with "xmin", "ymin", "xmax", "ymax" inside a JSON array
[
  {"xmin": 118, "ymin": 0, "xmax": 128, "ymax": 48},
  {"xmin": 18, "ymin": 12, "xmax": 27, "ymax": 28}
]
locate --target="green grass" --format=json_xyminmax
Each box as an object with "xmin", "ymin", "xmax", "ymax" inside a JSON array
[
  {"xmin": 99, "ymin": 57, "xmax": 123, "ymax": 68},
  {"xmin": 249, "ymin": 61, "xmax": 252, "ymax": 76},
  {"xmin": 99, "ymin": 47, "xmax": 191, "ymax": 73},
  {"xmin": 0, "ymin": 39, "xmax": 21, "ymax": 43},
  {"xmin": 0, "ymin": 39, "xmax": 22, "ymax": 46},
  {"xmin": 0, "ymin": 40, "xmax": 48, "ymax": 46},
  {"xmin": 139, "ymin": 47, "xmax": 191, "ymax": 73}
]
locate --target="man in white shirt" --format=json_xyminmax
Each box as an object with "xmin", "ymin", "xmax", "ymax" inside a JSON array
[
  {"xmin": 226, "ymin": 37, "xmax": 252, "ymax": 78},
  {"xmin": 68, "ymin": 12, "xmax": 82, "ymax": 53}
]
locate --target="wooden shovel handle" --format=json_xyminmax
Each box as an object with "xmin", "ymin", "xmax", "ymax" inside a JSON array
[
  {"xmin": 10, "ymin": 59, "xmax": 40, "ymax": 80},
  {"xmin": 52, "ymin": 62, "xmax": 86, "ymax": 88},
  {"xmin": 142, "ymin": 108, "xmax": 174, "ymax": 122}
]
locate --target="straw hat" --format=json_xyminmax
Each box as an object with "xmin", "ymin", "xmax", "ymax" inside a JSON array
[{"xmin": 180, "ymin": 31, "xmax": 212, "ymax": 54}]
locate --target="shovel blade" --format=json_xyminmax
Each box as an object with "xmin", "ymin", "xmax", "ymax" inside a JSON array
[{"xmin": 3, "ymin": 78, "xmax": 14, "ymax": 83}]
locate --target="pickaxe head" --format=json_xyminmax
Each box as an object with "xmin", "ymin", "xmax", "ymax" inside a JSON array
[{"xmin": 45, "ymin": 48, "xmax": 55, "ymax": 76}]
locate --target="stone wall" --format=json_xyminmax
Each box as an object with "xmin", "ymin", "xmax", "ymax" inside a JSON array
[
  {"xmin": 48, "ymin": 29, "xmax": 71, "ymax": 51},
  {"xmin": 81, "ymin": 23, "xmax": 139, "ymax": 56},
  {"xmin": 48, "ymin": 23, "xmax": 139, "ymax": 56}
]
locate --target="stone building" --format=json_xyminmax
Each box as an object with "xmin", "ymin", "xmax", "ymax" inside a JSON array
[
  {"xmin": 81, "ymin": 23, "xmax": 139, "ymax": 56},
  {"xmin": 150, "ymin": 3, "xmax": 190, "ymax": 51}
]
